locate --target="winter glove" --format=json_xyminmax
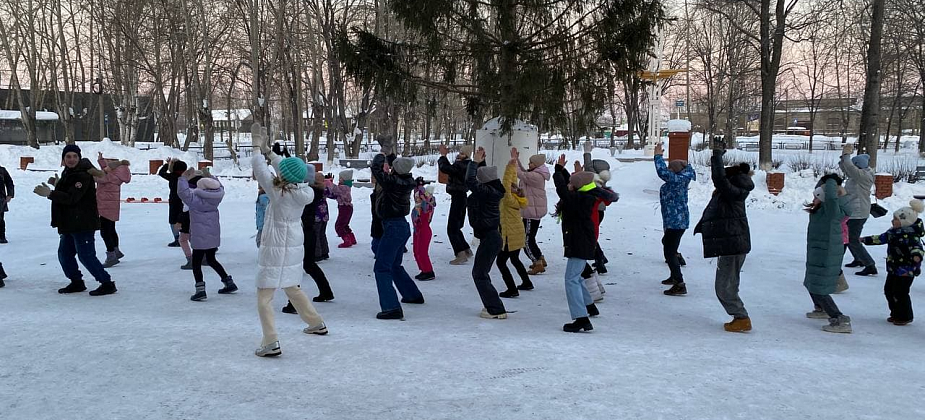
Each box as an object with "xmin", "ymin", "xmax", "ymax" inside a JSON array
[
  {"xmin": 33, "ymin": 183, "xmax": 52, "ymax": 198},
  {"xmin": 201, "ymin": 167, "xmax": 212, "ymax": 179},
  {"xmin": 47, "ymin": 173, "xmax": 59, "ymax": 186},
  {"xmin": 377, "ymin": 135, "xmax": 394, "ymax": 155},
  {"xmin": 251, "ymin": 123, "xmax": 271, "ymax": 154},
  {"xmin": 842, "ymin": 142, "xmax": 854, "ymax": 156},
  {"xmin": 583, "ymin": 141, "xmax": 593, "ymax": 153}
]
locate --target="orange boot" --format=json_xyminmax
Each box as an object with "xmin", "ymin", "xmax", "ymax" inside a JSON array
[{"xmin": 723, "ymin": 317, "xmax": 752, "ymax": 333}]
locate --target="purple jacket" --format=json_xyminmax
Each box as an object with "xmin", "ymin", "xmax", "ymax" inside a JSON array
[
  {"xmin": 315, "ymin": 190, "xmax": 330, "ymax": 223},
  {"xmin": 177, "ymin": 178, "xmax": 225, "ymax": 249},
  {"xmin": 323, "ymin": 180, "xmax": 353, "ymax": 207}
]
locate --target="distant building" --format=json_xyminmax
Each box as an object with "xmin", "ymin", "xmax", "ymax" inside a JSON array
[{"xmin": 0, "ymin": 110, "xmax": 60, "ymax": 144}]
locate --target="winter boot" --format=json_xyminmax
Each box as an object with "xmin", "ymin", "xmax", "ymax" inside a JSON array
[
  {"xmin": 415, "ymin": 271, "xmax": 436, "ymax": 281},
  {"xmin": 586, "ymin": 304, "xmax": 600, "ymax": 317},
  {"xmin": 892, "ymin": 319, "xmax": 913, "ymax": 326},
  {"xmin": 190, "ymin": 282, "xmax": 207, "ymax": 301},
  {"xmin": 102, "ymin": 251, "xmax": 120, "ymax": 268},
  {"xmin": 376, "ymin": 308, "xmax": 404, "ymax": 320},
  {"xmin": 517, "ymin": 280, "xmax": 535, "ymax": 291},
  {"xmin": 664, "ymin": 282, "xmax": 687, "ymax": 296},
  {"xmin": 449, "ymin": 251, "xmax": 469, "ymax": 265},
  {"xmin": 89, "ymin": 281, "xmax": 117, "ymax": 296},
  {"xmin": 465, "ymin": 249, "xmax": 474, "ymax": 258},
  {"xmin": 282, "ymin": 301, "xmax": 297, "ymax": 314},
  {"xmin": 58, "ymin": 280, "xmax": 87, "ymax": 294},
  {"xmin": 255, "ymin": 341, "xmax": 281, "ymax": 357},
  {"xmin": 0, "ymin": 263, "xmax": 6, "ymax": 280},
  {"xmin": 661, "ymin": 277, "xmax": 679, "ymax": 285},
  {"xmin": 845, "ymin": 260, "xmax": 863, "ymax": 268},
  {"xmin": 597, "ymin": 277, "xmax": 606, "ymax": 295},
  {"xmin": 806, "ymin": 309, "xmax": 828, "ymax": 319},
  {"xmin": 0, "ymin": 235, "xmax": 8, "ymax": 244},
  {"xmin": 401, "ymin": 296, "xmax": 425, "ymax": 304},
  {"xmin": 168, "ymin": 240, "xmax": 180, "ymax": 247},
  {"xmin": 723, "ymin": 317, "xmax": 752, "ymax": 333},
  {"xmin": 563, "ymin": 317, "xmax": 593, "ymax": 333},
  {"xmin": 822, "ymin": 315, "xmax": 852, "ymax": 333},
  {"xmin": 855, "ymin": 266, "xmax": 878, "ymax": 276},
  {"xmin": 479, "ymin": 308, "xmax": 508, "ymax": 319},
  {"xmin": 218, "ymin": 277, "xmax": 238, "ymax": 294},
  {"xmin": 499, "ymin": 289, "xmax": 519, "ymax": 298},
  {"xmin": 180, "ymin": 257, "xmax": 193, "ymax": 270},
  {"xmin": 677, "ymin": 253, "xmax": 686, "ymax": 267},
  {"xmin": 312, "ymin": 292, "xmax": 335, "ymax": 302},
  {"xmin": 527, "ymin": 260, "xmax": 546, "ymax": 275},
  {"xmin": 337, "ymin": 236, "xmax": 352, "ymax": 248},
  {"xmin": 115, "ymin": 248, "xmax": 125, "ymax": 259},
  {"xmin": 834, "ymin": 272, "xmax": 849, "ymax": 293},
  {"xmin": 303, "ymin": 322, "xmax": 329, "ymax": 335}
]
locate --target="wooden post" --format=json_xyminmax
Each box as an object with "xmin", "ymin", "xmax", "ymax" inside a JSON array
[
  {"xmin": 149, "ymin": 159, "xmax": 164, "ymax": 175},
  {"xmin": 767, "ymin": 172, "xmax": 785, "ymax": 196},
  {"xmin": 198, "ymin": 161, "xmax": 212, "ymax": 171},
  {"xmin": 875, "ymin": 174, "xmax": 893, "ymax": 199},
  {"xmin": 19, "ymin": 157, "xmax": 34, "ymax": 170}
]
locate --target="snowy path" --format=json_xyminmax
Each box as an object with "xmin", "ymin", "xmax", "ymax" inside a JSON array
[{"xmin": 2, "ymin": 165, "xmax": 925, "ymax": 419}]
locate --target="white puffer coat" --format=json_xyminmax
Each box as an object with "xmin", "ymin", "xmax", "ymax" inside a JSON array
[{"xmin": 253, "ymin": 151, "xmax": 315, "ymax": 289}]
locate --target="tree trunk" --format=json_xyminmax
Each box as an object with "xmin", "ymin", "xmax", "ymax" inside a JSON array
[{"xmin": 858, "ymin": 0, "xmax": 886, "ymax": 167}]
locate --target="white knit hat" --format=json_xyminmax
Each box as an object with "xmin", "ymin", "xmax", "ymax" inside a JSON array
[{"xmin": 894, "ymin": 199, "xmax": 925, "ymax": 228}]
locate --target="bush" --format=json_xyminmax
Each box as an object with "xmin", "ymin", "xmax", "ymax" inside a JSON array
[{"xmin": 877, "ymin": 155, "xmax": 920, "ymax": 183}]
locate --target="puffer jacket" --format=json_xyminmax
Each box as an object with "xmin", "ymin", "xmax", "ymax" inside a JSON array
[
  {"xmin": 839, "ymin": 153, "xmax": 874, "ymax": 219},
  {"xmin": 315, "ymin": 191, "xmax": 329, "ymax": 223},
  {"xmin": 517, "ymin": 161, "xmax": 549, "ymax": 220},
  {"xmin": 553, "ymin": 165, "xmax": 620, "ymax": 260},
  {"xmin": 804, "ymin": 179, "xmax": 848, "ymax": 295},
  {"xmin": 0, "ymin": 165, "xmax": 13, "ymax": 213},
  {"xmin": 49, "ymin": 158, "xmax": 101, "ymax": 234},
  {"xmin": 694, "ymin": 151, "xmax": 754, "ymax": 258},
  {"xmin": 252, "ymin": 151, "xmax": 315, "ymax": 289},
  {"xmin": 466, "ymin": 161, "xmax": 505, "ymax": 238},
  {"xmin": 177, "ymin": 177, "xmax": 224, "ymax": 250},
  {"xmin": 439, "ymin": 155, "xmax": 484, "ymax": 194},
  {"xmin": 324, "ymin": 180, "xmax": 353, "ymax": 207},
  {"xmin": 862, "ymin": 219, "xmax": 925, "ymax": 277},
  {"xmin": 372, "ymin": 153, "xmax": 415, "ymax": 219},
  {"xmin": 654, "ymin": 154, "xmax": 696, "ymax": 230},
  {"xmin": 501, "ymin": 163, "xmax": 528, "ymax": 250},
  {"xmin": 95, "ymin": 157, "xmax": 131, "ymax": 222}
]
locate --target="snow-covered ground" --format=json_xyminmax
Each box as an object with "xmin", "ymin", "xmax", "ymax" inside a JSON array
[{"xmin": 2, "ymin": 142, "xmax": 925, "ymax": 419}]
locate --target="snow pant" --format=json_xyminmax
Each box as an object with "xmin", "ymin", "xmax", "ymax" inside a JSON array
[
  {"xmin": 257, "ymin": 287, "xmax": 324, "ymax": 346},
  {"xmin": 374, "ymin": 218, "xmax": 423, "ymax": 312},
  {"xmin": 472, "ymin": 230, "xmax": 505, "ymax": 315},
  {"xmin": 58, "ymin": 231, "xmax": 111, "ymax": 284},
  {"xmin": 496, "ymin": 247, "xmax": 529, "ymax": 291},
  {"xmin": 885, "ymin": 274, "xmax": 915, "ymax": 323},
  {"xmin": 413, "ymin": 222, "xmax": 433, "ymax": 273},
  {"xmin": 715, "ymin": 254, "xmax": 749, "ymax": 319},
  {"xmin": 99, "ymin": 216, "xmax": 119, "ymax": 252},
  {"xmin": 447, "ymin": 192, "xmax": 470, "ymax": 255},
  {"xmin": 662, "ymin": 228, "xmax": 685, "ymax": 282},
  {"xmin": 192, "ymin": 248, "xmax": 229, "ymax": 283},
  {"xmin": 565, "ymin": 258, "xmax": 594, "ymax": 319},
  {"xmin": 314, "ymin": 221, "xmax": 329, "ymax": 259},
  {"xmin": 810, "ymin": 293, "xmax": 843, "ymax": 318},
  {"xmin": 847, "ymin": 218, "xmax": 875, "ymax": 268},
  {"xmin": 334, "ymin": 205, "xmax": 353, "ymax": 237},
  {"xmin": 523, "ymin": 218, "xmax": 543, "ymax": 262},
  {"xmin": 302, "ymin": 222, "xmax": 333, "ymax": 298}
]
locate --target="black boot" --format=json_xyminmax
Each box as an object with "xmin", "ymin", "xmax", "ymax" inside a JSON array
[
  {"xmin": 0, "ymin": 235, "xmax": 7, "ymax": 244},
  {"xmin": 89, "ymin": 281, "xmax": 117, "ymax": 296},
  {"xmin": 376, "ymin": 308, "xmax": 404, "ymax": 320},
  {"xmin": 0, "ymin": 263, "xmax": 6, "ymax": 280},
  {"xmin": 661, "ymin": 277, "xmax": 679, "ymax": 285},
  {"xmin": 167, "ymin": 240, "xmax": 180, "ymax": 247},
  {"xmin": 517, "ymin": 280, "xmax": 535, "ymax": 291},
  {"xmin": 855, "ymin": 266, "xmax": 878, "ymax": 276},
  {"xmin": 190, "ymin": 282, "xmax": 207, "ymax": 301},
  {"xmin": 58, "ymin": 280, "xmax": 87, "ymax": 294},
  {"xmin": 586, "ymin": 304, "xmax": 599, "ymax": 317},
  {"xmin": 499, "ymin": 289, "xmax": 519, "ymax": 298},
  {"xmin": 563, "ymin": 317, "xmax": 593, "ymax": 333},
  {"xmin": 282, "ymin": 301, "xmax": 297, "ymax": 314},
  {"xmin": 313, "ymin": 292, "xmax": 335, "ymax": 302},
  {"xmin": 845, "ymin": 260, "xmax": 863, "ymax": 268},
  {"xmin": 664, "ymin": 282, "xmax": 687, "ymax": 296},
  {"xmin": 401, "ymin": 296, "xmax": 425, "ymax": 304},
  {"xmin": 217, "ymin": 277, "xmax": 238, "ymax": 294},
  {"xmin": 415, "ymin": 271, "xmax": 436, "ymax": 281}
]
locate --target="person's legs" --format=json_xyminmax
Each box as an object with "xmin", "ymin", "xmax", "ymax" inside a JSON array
[
  {"xmin": 496, "ymin": 248, "xmax": 516, "ymax": 291},
  {"xmin": 846, "ymin": 218, "xmax": 875, "ymax": 268},
  {"xmin": 884, "ymin": 274, "xmax": 897, "ymax": 318},
  {"xmin": 891, "ymin": 275, "xmax": 915, "ymax": 322},
  {"xmin": 374, "ymin": 219, "xmax": 405, "ymax": 312},
  {"xmin": 472, "ymin": 230, "xmax": 505, "ymax": 314},
  {"xmin": 664, "ymin": 229, "xmax": 685, "ymax": 281},
  {"xmin": 446, "ymin": 193, "xmax": 469, "ymax": 255},
  {"xmin": 179, "ymin": 233, "xmax": 193, "ymax": 259},
  {"xmin": 509, "ymin": 249, "xmax": 530, "ymax": 283},
  {"xmin": 204, "ymin": 248, "xmax": 230, "ymax": 279},
  {"xmin": 0, "ymin": 210, "xmax": 6, "ymax": 239},
  {"xmin": 99, "ymin": 217, "xmax": 117, "ymax": 252},
  {"xmin": 72, "ymin": 231, "xmax": 111, "ymax": 283},
  {"xmin": 335, "ymin": 205, "xmax": 353, "ymax": 237},
  {"xmin": 565, "ymin": 258, "xmax": 589, "ymax": 319},
  {"xmin": 715, "ymin": 254, "xmax": 749, "ymax": 318},
  {"xmin": 388, "ymin": 219, "xmax": 423, "ymax": 301},
  {"xmin": 810, "ymin": 293, "xmax": 843, "ymax": 318},
  {"xmin": 192, "ymin": 249, "xmax": 206, "ymax": 283},
  {"xmin": 58, "ymin": 233, "xmax": 82, "ymax": 281},
  {"xmin": 283, "ymin": 286, "xmax": 325, "ymax": 327},
  {"xmin": 523, "ymin": 219, "xmax": 542, "ymax": 263},
  {"xmin": 412, "ymin": 224, "xmax": 433, "ymax": 273},
  {"xmin": 257, "ymin": 288, "xmax": 279, "ymax": 345}
]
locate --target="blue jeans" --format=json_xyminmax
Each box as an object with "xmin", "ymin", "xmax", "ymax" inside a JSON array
[
  {"xmin": 565, "ymin": 257, "xmax": 593, "ymax": 319},
  {"xmin": 371, "ymin": 237, "xmax": 381, "ymax": 258},
  {"xmin": 59, "ymin": 231, "xmax": 111, "ymax": 283},
  {"xmin": 374, "ymin": 218, "xmax": 423, "ymax": 312}
]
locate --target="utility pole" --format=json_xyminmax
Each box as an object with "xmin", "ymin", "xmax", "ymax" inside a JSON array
[{"xmin": 685, "ymin": 0, "xmax": 691, "ymax": 122}]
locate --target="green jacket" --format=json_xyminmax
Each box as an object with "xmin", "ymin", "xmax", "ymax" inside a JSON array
[{"xmin": 803, "ymin": 179, "xmax": 847, "ymax": 295}]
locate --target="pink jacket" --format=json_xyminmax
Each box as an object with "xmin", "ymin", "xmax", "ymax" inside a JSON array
[
  {"xmin": 517, "ymin": 162, "xmax": 550, "ymax": 220},
  {"xmin": 95, "ymin": 158, "xmax": 131, "ymax": 221},
  {"xmin": 323, "ymin": 180, "xmax": 353, "ymax": 207},
  {"xmin": 841, "ymin": 216, "xmax": 849, "ymax": 245}
]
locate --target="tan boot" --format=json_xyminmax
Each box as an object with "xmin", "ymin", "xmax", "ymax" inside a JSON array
[
  {"xmin": 834, "ymin": 272, "xmax": 849, "ymax": 293},
  {"xmin": 724, "ymin": 317, "xmax": 752, "ymax": 333},
  {"xmin": 449, "ymin": 251, "xmax": 469, "ymax": 265},
  {"xmin": 527, "ymin": 260, "xmax": 546, "ymax": 275},
  {"xmin": 540, "ymin": 257, "xmax": 547, "ymax": 268}
]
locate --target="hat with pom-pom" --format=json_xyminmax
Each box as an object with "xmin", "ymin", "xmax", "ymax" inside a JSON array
[
  {"xmin": 851, "ymin": 154, "xmax": 871, "ymax": 170},
  {"xmin": 197, "ymin": 177, "xmax": 222, "ymax": 190},
  {"xmin": 278, "ymin": 157, "xmax": 307, "ymax": 184},
  {"xmin": 894, "ymin": 199, "xmax": 925, "ymax": 228}
]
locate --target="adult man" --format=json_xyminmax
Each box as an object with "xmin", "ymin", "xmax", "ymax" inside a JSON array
[
  {"xmin": 438, "ymin": 144, "xmax": 484, "ymax": 265},
  {"xmin": 465, "ymin": 147, "xmax": 508, "ymax": 319},
  {"xmin": 34, "ymin": 144, "xmax": 116, "ymax": 296},
  {"xmin": 840, "ymin": 143, "xmax": 877, "ymax": 276}
]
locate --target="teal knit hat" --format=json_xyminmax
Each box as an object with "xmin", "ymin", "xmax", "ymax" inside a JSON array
[{"xmin": 278, "ymin": 157, "xmax": 307, "ymax": 184}]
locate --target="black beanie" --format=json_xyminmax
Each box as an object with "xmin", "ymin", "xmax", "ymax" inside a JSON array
[
  {"xmin": 62, "ymin": 144, "xmax": 81, "ymax": 159},
  {"xmin": 173, "ymin": 160, "xmax": 188, "ymax": 174}
]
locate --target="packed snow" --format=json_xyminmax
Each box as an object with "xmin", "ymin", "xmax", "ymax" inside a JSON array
[{"xmin": 2, "ymin": 141, "xmax": 925, "ymax": 419}]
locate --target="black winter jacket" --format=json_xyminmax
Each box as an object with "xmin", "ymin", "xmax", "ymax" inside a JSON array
[
  {"xmin": 371, "ymin": 153, "xmax": 415, "ymax": 219},
  {"xmin": 49, "ymin": 158, "xmax": 101, "ymax": 234},
  {"xmin": 0, "ymin": 165, "xmax": 13, "ymax": 212},
  {"xmin": 465, "ymin": 161, "xmax": 505, "ymax": 238},
  {"xmin": 301, "ymin": 185, "xmax": 324, "ymax": 228},
  {"xmin": 439, "ymin": 156, "xmax": 484, "ymax": 194},
  {"xmin": 694, "ymin": 151, "xmax": 754, "ymax": 258},
  {"xmin": 553, "ymin": 165, "xmax": 619, "ymax": 260},
  {"xmin": 370, "ymin": 188, "xmax": 383, "ymax": 239}
]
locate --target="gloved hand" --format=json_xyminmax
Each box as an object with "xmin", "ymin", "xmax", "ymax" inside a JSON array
[
  {"xmin": 201, "ymin": 167, "xmax": 212, "ymax": 178},
  {"xmin": 33, "ymin": 183, "xmax": 52, "ymax": 197},
  {"xmin": 182, "ymin": 168, "xmax": 197, "ymax": 180},
  {"xmin": 47, "ymin": 173, "xmax": 59, "ymax": 186},
  {"xmin": 583, "ymin": 141, "xmax": 593, "ymax": 153},
  {"xmin": 377, "ymin": 135, "xmax": 394, "ymax": 155},
  {"xmin": 842, "ymin": 142, "xmax": 854, "ymax": 156},
  {"xmin": 712, "ymin": 137, "xmax": 726, "ymax": 156},
  {"xmin": 251, "ymin": 123, "xmax": 270, "ymax": 154}
]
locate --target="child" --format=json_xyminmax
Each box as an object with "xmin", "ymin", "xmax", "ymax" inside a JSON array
[
  {"xmin": 465, "ymin": 147, "xmax": 508, "ymax": 319},
  {"xmin": 314, "ymin": 172, "xmax": 330, "ymax": 261},
  {"xmin": 862, "ymin": 199, "xmax": 925, "ymax": 326},
  {"xmin": 256, "ymin": 186, "xmax": 269, "ymax": 247},
  {"xmin": 325, "ymin": 170, "xmax": 356, "ymax": 248},
  {"xmin": 411, "ymin": 178, "xmax": 436, "ymax": 281},
  {"xmin": 94, "ymin": 153, "xmax": 131, "ymax": 268},
  {"xmin": 653, "ymin": 142, "xmax": 696, "ymax": 295},
  {"xmin": 497, "ymin": 152, "xmax": 532, "ymax": 296},
  {"xmin": 803, "ymin": 176, "xmax": 852, "ymax": 333},
  {"xmin": 516, "ymin": 151, "xmax": 550, "ymax": 275},
  {"xmin": 177, "ymin": 169, "xmax": 236, "ymax": 301},
  {"xmin": 552, "ymin": 154, "xmax": 619, "ymax": 332},
  {"xmin": 0, "ymin": 162, "xmax": 13, "ymax": 243},
  {"xmin": 178, "ymin": 173, "xmax": 201, "ymax": 270},
  {"xmin": 159, "ymin": 158, "xmax": 187, "ymax": 247},
  {"xmin": 251, "ymin": 124, "xmax": 327, "ymax": 357}
]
